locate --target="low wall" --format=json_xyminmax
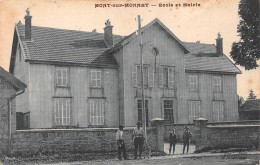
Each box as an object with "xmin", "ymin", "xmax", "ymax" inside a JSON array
[
  {"xmin": 10, "ymin": 127, "xmax": 157, "ymax": 156},
  {"xmin": 165, "ymin": 120, "xmax": 260, "ymax": 143},
  {"xmin": 194, "ymin": 119, "xmax": 260, "ymax": 151}
]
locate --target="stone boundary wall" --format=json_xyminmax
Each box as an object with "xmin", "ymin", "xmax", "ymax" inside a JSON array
[
  {"xmin": 193, "ymin": 119, "xmax": 260, "ymax": 151},
  {"xmin": 9, "ymin": 127, "xmax": 157, "ymax": 156},
  {"xmin": 165, "ymin": 120, "xmax": 260, "ymax": 143}
]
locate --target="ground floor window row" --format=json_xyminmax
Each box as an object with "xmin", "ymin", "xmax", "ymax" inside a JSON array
[{"xmin": 52, "ymin": 98, "xmax": 225, "ymax": 126}]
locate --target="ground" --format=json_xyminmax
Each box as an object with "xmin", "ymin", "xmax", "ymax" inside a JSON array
[
  {"xmin": 1, "ymin": 144, "xmax": 259, "ymax": 165},
  {"xmin": 40, "ymin": 154, "xmax": 260, "ymax": 165}
]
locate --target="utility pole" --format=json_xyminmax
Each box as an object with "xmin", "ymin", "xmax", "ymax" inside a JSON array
[{"xmin": 137, "ymin": 15, "xmax": 147, "ymax": 142}]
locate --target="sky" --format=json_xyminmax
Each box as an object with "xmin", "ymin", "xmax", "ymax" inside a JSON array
[{"xmin": 0, "ymin": 0, "xmax": 259, "ymax": 99}]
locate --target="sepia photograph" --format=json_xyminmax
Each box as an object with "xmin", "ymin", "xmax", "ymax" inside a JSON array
[{"xmin": 0, "ymin": 0, "xmax": 259, "ymax": 164}]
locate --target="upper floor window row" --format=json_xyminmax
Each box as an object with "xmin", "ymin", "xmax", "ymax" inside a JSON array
[
  {"xmin": 132, "ymin": 65, "xmax": 175, "ymax": 89},
  {"xmin": 188, "ymin": 74, "xmax": 222, "ymax": 93}
]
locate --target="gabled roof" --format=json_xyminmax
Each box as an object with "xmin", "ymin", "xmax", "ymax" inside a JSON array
[
  {"xmin": 240, "ymin": 99, "xmax": 260, "ymax": 111},
  {"xmin": 0, "ymin": 66, "xmax": 27, "ymax": 90},
  {"xmin": 10, "ymin": 22, "xmax": 124, "ymax": 72},
  {"xmin": 183, "ymin": 42, "xmax": 241, "ymax": 74},
  {"xmin": 9, "ymin": 18, "xmax": 241, "ymax": 74},
  {"xmin": 112, "ymin": 18, "xmax": 190, "ymax": 54}
]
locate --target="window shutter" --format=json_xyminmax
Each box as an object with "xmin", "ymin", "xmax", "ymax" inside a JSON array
[
  {"xmin": 62, "ymin": 69, "xmax": 67, "ymax": 86},
  {"xmin": 148, "ymin": 66, "xmax": 154, "ymax": 87},
  {"xmin": 220, "ymin": 102, "xmax": 224, "ymax": 121},
  {"xmin": 90, "ymin": 70, "xmax": 94, "ymax": 87},
  {"xmin": 159, "ymin": 66, "xmax": 163, "ymax": 87},
  {"xmin": 56, "ymin": 69, "xmax": 62, "ymax": 86},
  {"xmin": 196, "ymin": 101, "xmax": 201, "ymax": 118},
  {"xmin": 97, "ymin": 71, "xmax": 101, "ymax": 87},
  {"xmin": 132, "ymin": 65, "xmax": 137, "ymax": 87},
  {"xmin": 168, "ymin": 67, "xmax": 175, "ymax": 88}
]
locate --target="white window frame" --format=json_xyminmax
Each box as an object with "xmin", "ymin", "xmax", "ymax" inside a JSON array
[
  {"xmin": 163, "ymin": 100, "xmax": 174, "ymax": 123},
  {"xmin": 54, "ymin": 99, "xmax": 71, "ymax": 126},
  {"xmin": 56, "ymin": 68, "xmax": 68, "ymax": 87},
  {"xmin": 159, "ymin": 66, "xmax": 175, "ymax": 89},
  {"xmin": 213, "ymin": 76, "xmax": 222, "ymax": 92},
  {"xmin": 189, "ymin": 74, "xmax": 198, "ymax": 91},
  {"xmin": 91, "ymin": 69, "xmax": 102, "ymax": 88},
  {"xmin": 213, "ymin": 101, "xmax": 224, "ymax": 122},
  {"xmin": 89, "ymin": 99, "xmax": 105, "ymax": 125},
  {"xmin": 188, "ymin": 101, "xmax": 201, "ymax": 123}
]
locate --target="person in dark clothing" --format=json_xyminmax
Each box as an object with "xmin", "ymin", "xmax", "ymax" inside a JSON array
[
  {"xmin": 169, "ymin": 129, "xmax": 177, "ymax": 154},
  {"xmin": 132, "ymin": 121, "xmax": 144, "ymax": 159},
  {"xmin": 183, "ymin": 126, "xmax": 193, "ymax": 154},
  {"xmin": 116, "ymin": 125, "xmax": 128, "ymax": 160}
]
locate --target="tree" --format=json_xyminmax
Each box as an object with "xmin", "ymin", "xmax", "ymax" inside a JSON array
[
  {"xmin": 230, "ymin": 0, "xmax": 260, "ymax": 70},
  {"xmin": 238, "ymin": 95, "xmax": 245, "ymax": 107},
  {"xmin": 247, "ymin": 89, "xmax": 257, "ymax": 99}
]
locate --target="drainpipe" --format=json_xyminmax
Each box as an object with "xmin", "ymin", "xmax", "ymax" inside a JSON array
[{"xmin": 8, "ymin": 89, "xmax": 25, "ymax": 155}]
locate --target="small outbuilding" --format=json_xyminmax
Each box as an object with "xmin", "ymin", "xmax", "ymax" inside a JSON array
[
  {"xmin": 239, "ymin": 99, "xmax": 260, "ymax": 120},
  {"xmin": 0, "ymin": 66, "xmax": 26, "ymax": 154}
]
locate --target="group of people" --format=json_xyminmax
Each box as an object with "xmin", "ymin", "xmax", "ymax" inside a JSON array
[
  {"xmin": 115, "ymin": 122, "xmax": 193, "ymax": 161},
  {"xmin": 168, "ymin": 126, "xmax": 193, "ymax": 155},
  {"xmin": 116, "ymin": 121, "xmax": 145, "ymax": 160}
]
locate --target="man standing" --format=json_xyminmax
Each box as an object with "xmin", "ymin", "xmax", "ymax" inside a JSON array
[
  {"xmin": 169, "ymin": 129, "xmax": 177, "ymax": 154},
  {"xmin": 183, "ymin": 126, "xmax": 192, "ymax": 154},
  {"xmin": 132, "ymin": 121, "xmax": 144, "ymax": 159},
  {"xmin": 116, "ymin": 125, "xmax": 128, "ymax": 160}
]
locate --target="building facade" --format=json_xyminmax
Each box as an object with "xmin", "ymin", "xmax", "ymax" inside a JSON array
[{"xmin": 10, "ymin": 10, "xmax": 241, "ymax": 129}]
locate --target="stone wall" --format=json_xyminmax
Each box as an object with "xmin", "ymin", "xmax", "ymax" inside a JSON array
[
  {"xmin": 165, "ymin": 120, "xmax": 260, "ymax": 143},
  {"xmin": 193, "ymin": 118, "xmax": 260, "ymax": 151},
  {"xmin": 9, "ymin": 126, "xmax": 159, "ymax": 157}
]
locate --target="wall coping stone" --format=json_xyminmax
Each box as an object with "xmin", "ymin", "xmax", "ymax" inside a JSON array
[
  {"xmin": 207, "ymin": 125, "xmax": 260, "ymax": 128},
  {"xmin": 16, "ymin": 127, "xmax": 156, "ymax": 133}
]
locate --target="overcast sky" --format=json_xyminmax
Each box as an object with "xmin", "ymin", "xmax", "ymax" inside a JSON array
[{"xmin": 0, "ymin": 0, "xmax": 259, "ymax": 99}]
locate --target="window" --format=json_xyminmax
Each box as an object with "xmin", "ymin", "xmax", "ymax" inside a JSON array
[
  {"xmin": 137, "ymin": 66, "xmax": 149, "ymax": 87},
  {"xmin": 163, "ymin": 100, "xmax": 174, "ymax": 123},
  {"xmin": 89, "ymin": 99, "xmax": 105, "ymax": 125},
  {"xmin": 159, "ymin": 66, "xmax": 174, "ymax": 88},
  {"xmin": 188, "ymin": 101, "xmax": 201, "ymax": 122},
  {"xmin": 213, "ymin": 76, "xmax": 222, "ymax": 92},
  {"xmin": 91, "ymin": 69, "xmax": 102, "ymax": 88},
  {"xmin": 137, "ymin": 100, "xmax": 148, "ymax": 126},
  {"xmin": 54, "ymin": 99, "xmax": 71, "ymax": 126},
  {"xmin": 56, "ymin": 68, "xmax": 68, "ymax": 86},
  {"xmin": 189, "ymin": 75, "xmax": 198, "ymax": 91},
  {"xmin": 213, "ymin": 101, "xmax": 224, "ymax": 122},
  {"xmin": 132, "ymin": 65, "xmax": 154, "ymax": 87}
]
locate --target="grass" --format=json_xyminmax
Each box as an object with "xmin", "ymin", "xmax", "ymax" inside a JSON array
[{"xmin": 0, "ymin": 151, "xmax": 166, "ymax": 165}]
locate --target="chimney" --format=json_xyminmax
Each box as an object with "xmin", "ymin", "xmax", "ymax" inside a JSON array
[
  {"xmin": 104, "ymin": 19, "xmax": 113, "ymax": 48},
  {"xmin": 24, "ymin": 8, "xmax": 32, "ymax": 40},
  {"xmin": 216, "ymin": 32, "xmax": 223, "ymax": 56}
]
